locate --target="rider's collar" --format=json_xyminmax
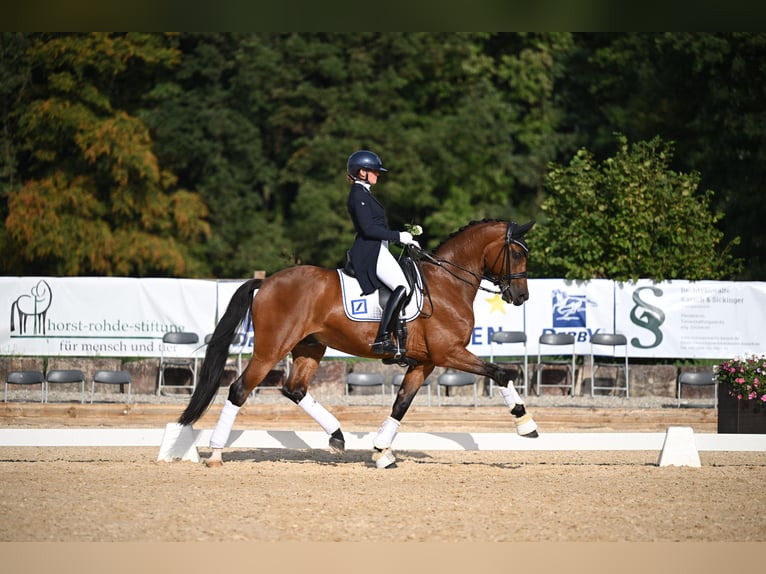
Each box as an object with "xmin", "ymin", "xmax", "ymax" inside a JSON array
[{"xmin": 354, "ymin": 180, "xmax": 371, "ymax": 191}]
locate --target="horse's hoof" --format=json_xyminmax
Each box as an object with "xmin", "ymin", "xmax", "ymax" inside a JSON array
[
  {"xmin": 205, "ymin": 458, "xmax": 224, "ymax": 468},
  {"xmin": 522, "ymin": 430, "xmax": 539, "ymax": 438},
  {"xmin": 372, "ymin": 447, "xmax": 396, "ymax": 469},
  {"xmin": 329, "ymin": 436, "xmax": 346, "ymax": 454}
]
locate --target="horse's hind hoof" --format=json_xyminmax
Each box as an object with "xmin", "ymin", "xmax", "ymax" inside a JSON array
[
  {"xmin": 372, "ymin": 447, "xmax": 396, "ymax": 469},
  {"xmin": 205, "ymin": 458, "xmax": 224, "ymax": 468},
  {"xmin": 522, "ymin": 430, "xmax": 539, "ymax": 438},
  {"xmin": 329, "ymin": 436, "xmax": 346, "ymax": 454}
]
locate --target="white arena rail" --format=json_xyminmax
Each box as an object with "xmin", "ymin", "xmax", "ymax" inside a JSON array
[{"xmin": 1, "ymin": 425, "xmax": 765, "ymax": 467}]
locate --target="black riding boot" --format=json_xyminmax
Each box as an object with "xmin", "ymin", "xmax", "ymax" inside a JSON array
[{"xmin": 371, "ymin": 286, "xmax": 407, "ymax": 355}]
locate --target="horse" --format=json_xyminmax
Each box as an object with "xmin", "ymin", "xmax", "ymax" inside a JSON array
[{"xmin": 178, "ymin": 219, "xmax": 538, "ymax": 468}]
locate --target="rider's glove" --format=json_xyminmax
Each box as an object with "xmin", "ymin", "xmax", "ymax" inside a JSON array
[{"xmin": 399, "ymin": 232, "xmax": 421, "ymax": 249}]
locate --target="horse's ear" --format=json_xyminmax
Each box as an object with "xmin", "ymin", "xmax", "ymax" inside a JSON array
[{"xmin": 515, "ymin": 220, "xmax": 536, "ymax": 236}]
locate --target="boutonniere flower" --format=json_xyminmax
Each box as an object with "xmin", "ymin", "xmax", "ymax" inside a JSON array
[{"xmin": 405, "ymin": 224, "xmax": 423, "ymax": 236}]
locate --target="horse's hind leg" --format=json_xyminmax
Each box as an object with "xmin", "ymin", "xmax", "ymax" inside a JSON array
[
  {"xmin": 206, "ymin": 360, "xmax": 276, "ymax": 467},
  {"xmin": 281, "ymin": 341, "xmax": 345, "ymax": 454},
  {"xmin": 372, "ymin": 362, "xmax": 434, "ymax": 469}
]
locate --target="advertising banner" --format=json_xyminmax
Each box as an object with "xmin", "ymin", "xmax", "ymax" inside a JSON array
[
  {"xmin": 2, "ymin": 277, "xmax": 218, "ymax": 358},
  {"xmin": 1, "ymin": 276, "xmax": 764, "ymax": 360}
]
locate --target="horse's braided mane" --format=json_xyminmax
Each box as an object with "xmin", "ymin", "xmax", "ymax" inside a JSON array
[{"xmin": 432, "ymin": 218, "xmax": 506, "ymax": 253}]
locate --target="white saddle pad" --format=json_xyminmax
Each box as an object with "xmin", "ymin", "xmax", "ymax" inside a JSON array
[{"xmin": 337, "ymin": 269, "xmax": 424, "ymax": 322}]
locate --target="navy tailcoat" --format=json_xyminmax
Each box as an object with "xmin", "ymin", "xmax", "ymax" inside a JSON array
[{"xmin": 347, "ymin": 182, "xmax": 399, "ymax": 295}]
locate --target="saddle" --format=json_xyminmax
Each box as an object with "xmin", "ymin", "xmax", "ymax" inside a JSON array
[
  {"xmin": 342, "ymin": 250, "xmax": 419, "ymax": 310},
  {"xmin": 340, "ymin": 251, "xmax": 423, "ymax": 367}
]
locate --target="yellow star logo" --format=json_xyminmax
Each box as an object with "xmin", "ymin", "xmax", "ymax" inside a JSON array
[{"xmin": 485, "ymin": 294, "xmax": 506, "ymax": 314}]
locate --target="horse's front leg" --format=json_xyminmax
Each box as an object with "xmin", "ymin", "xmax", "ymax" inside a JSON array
[
  {"xmin": 487, "ymin": 362, "xmax": 538, "ymax": 437},
  {"xmin": 440, "ymin": 350, "xmax": 538, "ymax": 438},
  {"xmin": 372, "ymin": 362, "xmax": 434, "ymax": 469}
]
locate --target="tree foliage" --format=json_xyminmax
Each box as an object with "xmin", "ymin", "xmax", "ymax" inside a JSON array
[
  {"xmin": 1, "ymin": 33, "xmax": 210, "ymax": 276},
  {"xmin": 534, "ymin": 135, "xmax": 742, "ymax": 281},
  {"xmin": 1, "ymin": 33, "xmax": 763, "ymax": 280},
  {"xmin": 564, "ymin": 32, "xmax": 766, "ymax": 279}
]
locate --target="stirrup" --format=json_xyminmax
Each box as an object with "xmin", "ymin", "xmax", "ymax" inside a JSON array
[
  {"xmin": 371, "ymin": 336, "xmax": 398, "ymax": 355},
  {"xmin": 382, "ymin": 355, "xmax": 417, "ymax": 368}
]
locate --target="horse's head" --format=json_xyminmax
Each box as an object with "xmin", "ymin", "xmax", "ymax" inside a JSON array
[{"xmin": 484, "ymin": 220, "xmax": 535, "ymax": 306}]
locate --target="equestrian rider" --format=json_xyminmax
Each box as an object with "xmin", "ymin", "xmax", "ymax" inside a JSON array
[{"xmin": 346, "ymin": 150, "xmax": 420, "ymax": 355}]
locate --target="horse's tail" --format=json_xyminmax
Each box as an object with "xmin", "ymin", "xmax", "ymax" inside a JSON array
[
  {"xmin": 10, "ymin": 300, "xmax": 17, "ymax": 332},
  {"xmin": 178, "ymin": 278, "xmax": 261, "ymax": 426}
]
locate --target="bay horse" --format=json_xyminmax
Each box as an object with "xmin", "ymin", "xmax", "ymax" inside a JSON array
[{"xmin": 179, "ymin": 219, "xmax": 538, "ymax": 468}]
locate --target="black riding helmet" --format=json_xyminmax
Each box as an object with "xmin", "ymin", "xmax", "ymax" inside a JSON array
[{"xmin": 346, "ymin": 150, "xmax": 388, "ymax": 179}]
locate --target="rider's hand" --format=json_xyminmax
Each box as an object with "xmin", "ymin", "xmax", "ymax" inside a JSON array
[{"xmin": 399, "ymin": 231, "xmax": 420, "ymax": 248}]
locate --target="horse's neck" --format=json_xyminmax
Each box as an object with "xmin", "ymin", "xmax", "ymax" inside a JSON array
[
  {"xmin": 434, "ymin": 226, "xmax": 495, "ymax": 276},
  {"xmin": 429, "ymin": 239, "xmax": 489, "ymax": 297}
]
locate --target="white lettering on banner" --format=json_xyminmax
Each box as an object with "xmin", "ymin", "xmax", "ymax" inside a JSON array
[{"xmin": 1, "ymin": 277, "xmax": 764, "ymax": 359}]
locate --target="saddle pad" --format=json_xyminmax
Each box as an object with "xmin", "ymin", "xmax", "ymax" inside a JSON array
[{"xmin": 337, "ymin": 270, "xmax": 423, "ymax": 323}]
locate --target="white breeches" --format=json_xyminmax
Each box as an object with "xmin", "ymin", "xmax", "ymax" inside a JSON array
[{"xmin": 376, "ymin": 243, "xmax": 410, "ymax": 294}]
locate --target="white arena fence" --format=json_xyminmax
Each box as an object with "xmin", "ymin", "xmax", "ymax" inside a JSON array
[{"xmin": 1, "ymin": 426, "xmax": 765, "ymax": 468}]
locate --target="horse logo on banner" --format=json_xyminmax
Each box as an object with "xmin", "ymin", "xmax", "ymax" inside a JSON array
[
  {"xmin": 10, "ymin": 280, "xmax": 53, "ymax": 336},
  {"xmin": 552, "ymin": 289, "xmax": 586, "ymax": 328}
]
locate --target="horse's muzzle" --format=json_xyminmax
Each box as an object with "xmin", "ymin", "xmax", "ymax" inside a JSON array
[{"xmin": 502, "ymin": 286, "xmax": 529, "ymax": 306}]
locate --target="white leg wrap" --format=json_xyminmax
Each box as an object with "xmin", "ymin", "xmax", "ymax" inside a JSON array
[
  {"xmin": 514, "ymin": 413, "xmax": 538, "ymax": 436},
  {"xmin": 373, "ymin": 416, "xmax": 400, "ymax": 450},
  {"xmin": 372, "ymin": 447, "xmax": 396, "ymax": 469},
  {"xmin": 210, "ymin": 399, "xmax": 240, "ymax": 449},
  {"xmin": 298, "ymin": 392, "xmax": 341, "ymax": 435},
  {"xmin": 500, "ymin": 385, "xmax": 523, "ymax": 408}
]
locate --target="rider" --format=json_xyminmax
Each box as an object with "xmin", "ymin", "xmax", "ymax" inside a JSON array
[{"xmin": 346, "ymin": 150, "xmax": 420, "ymax": 355}]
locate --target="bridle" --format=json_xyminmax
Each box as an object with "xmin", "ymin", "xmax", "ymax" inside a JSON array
[
  {"xmin": 483, "ymin": 221, "xmax": 529, "ymax": 299},
  {"xmin": 413, "ymin": 221, "xmax": 529, "ymax": 297}
]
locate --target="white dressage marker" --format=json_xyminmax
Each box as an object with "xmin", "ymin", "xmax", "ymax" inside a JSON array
[
  {"xmin": 157, "ymin": 423, "xmax": 200, "ymax": 463},
  {"xmin": 657, "ymin": 426, "xmax": 701, "ymax": 468}
]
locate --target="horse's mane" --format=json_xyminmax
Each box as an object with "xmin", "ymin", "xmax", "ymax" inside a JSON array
[{"xmin": 432, "ymin": 218, "xmax": 506, "ymax": 253}]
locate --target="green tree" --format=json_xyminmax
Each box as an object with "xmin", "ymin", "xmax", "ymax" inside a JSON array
[
  {"xmin": 145, "ymin": 33, "xmax": 292, "ymax": 277},
  {"xmin": 260, "ymin": 33, "xmax": 574, "ymax": 263},
  {"xmin": 1, "ymin": 33, "xmax": 210, "ymax": 276},
  {"xmin": 564, "ymin": 32, "xmax": 766, "ymax": 279},
  {"xmin": 533, "ymin": 134, "xmax": 742, "ymax": 282}
]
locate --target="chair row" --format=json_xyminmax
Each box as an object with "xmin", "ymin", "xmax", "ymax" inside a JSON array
[
  {"xmin": 489, "ymin": 330, "xmax": 717, "ymax": 406},
  {"xmin": 4, "ymin": 369, "xmax": 132, "ymax": 404},
  {"xmin": 156, "ymin": 331, "xmax": 289, "ymax": 396},
  {"xmin": 488, "ymin": 330, "xmax": 630, "ymax": 398},
  {"xmin": 345, "ymin": 371, "xmax": 480, "ymax": 407}
]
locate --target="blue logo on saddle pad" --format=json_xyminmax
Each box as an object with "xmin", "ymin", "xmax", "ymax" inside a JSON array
[
  {"xmin": 351, "ymin": 299, "xmax": 368, "ymax": 315},
  {"xmin": 552, "ymin": 290, "xmax": 586, "ymax": 327}
]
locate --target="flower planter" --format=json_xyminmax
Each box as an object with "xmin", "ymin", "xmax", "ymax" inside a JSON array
[{"xmin": 717, "ymin": 383, "xmax": 766, "ymax": 434}]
